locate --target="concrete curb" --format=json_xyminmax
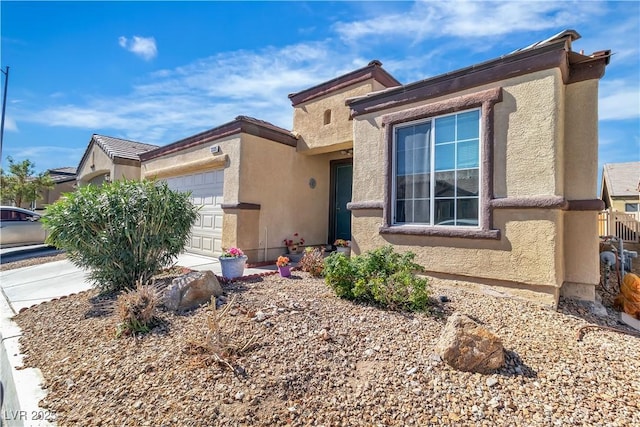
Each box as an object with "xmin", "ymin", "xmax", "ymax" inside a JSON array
[
  {"xmin": 0, "ymin": 246, "xmax": 62, "ymax": 265},
  {"xmin": 0, "ymin": 290, "xmax": 55, "ymax": 426}
]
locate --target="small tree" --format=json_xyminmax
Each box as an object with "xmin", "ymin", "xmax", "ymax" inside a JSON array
[
  {"xmin": 43, "ymin": 179, "xmax": 199, "ymax": 293},
  {"xmin": 0, "ymin": 157, "xmax": 55, "ymax": 207}
]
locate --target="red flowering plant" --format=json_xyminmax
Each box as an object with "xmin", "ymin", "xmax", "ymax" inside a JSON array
[
  {"xmin": 219, "ymin": 247, "xmax": 245, "ymax": 258},
  {"xmin": 276, "ymin": 256, "xmax": 290, "ymax": 267},
  {"xmin": 283, "ymin": 233, "xmax": 305, "ymax": 247},
  {"xmin": 333, "ymin": 239, "xmax": 350, "ymax": 247}
]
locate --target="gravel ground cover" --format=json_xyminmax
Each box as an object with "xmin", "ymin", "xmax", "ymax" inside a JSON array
[
  {"xmin": 0, "ymin": 253, "xmax": 67, "ymax": 271},
  {"xmin": 13, "ymin": 271, "xmax": 640, "ymax": 426}
]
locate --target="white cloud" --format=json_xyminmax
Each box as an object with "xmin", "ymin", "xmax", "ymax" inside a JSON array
[
  {"xmin": 4, "ymin": 116, "xmax": 18, "ymax": 132},
  {"xmin": 3, "ymin": 145, "xmax": 85, "ymax": 171},
  {"xmin": 599, "ymin": 79, "xmax": 640, "ymax": 121},
  {"xmin": 334, "ymin": 1, "xmax": 602, "ymax": 43},
  {"xmin": 18, "ymin": 41, "xmax": 352, "ymax": 144},
  {"xmin": 118, "ymin": 35, "xmax": 157, "ymax": 61}
]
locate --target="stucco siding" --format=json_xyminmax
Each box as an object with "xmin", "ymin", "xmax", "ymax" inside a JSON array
[
  {"xmin": 563, "ymin": 211, "xmax": 599, "ymax": 286},
  {"xmin": 238, "ymin": 133, "xmax": 338, "ymax": 257},
  {"xmin": 494, "ymin": 70, "xmax": 562, "ymax": 197},
  {"xmin": 293, "ymin": 81, "xmax": 375, "ymax": 154},
  {"xmin": 77, "ymin": 144, "xmax": 113, "ymax": 184},
  {"xmin": 352, "ymin": 208, "xmax": 561, "ymax": 290},
  {"xmin": 113, "ymin": 163, "xmax": 142, "ymax": 181},
  {"xmin": 352, "ymin": 69, "xmax": 564, "ymax": 203},
  {"xmin": 41, "ymin": 181, "xmax": 75, "ymax": 206},
  {"xmin": 350, "ymin": 68, "xmax": 570, "ymax": 298},
  {"xmin": 564, "ymin": 80, "xmax": 600, "ymax": 199}
]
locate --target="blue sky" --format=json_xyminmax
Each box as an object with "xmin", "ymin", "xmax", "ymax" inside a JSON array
[{"xmin": 1, "ymin": 1, "xmax": 638, "ymax": 189}]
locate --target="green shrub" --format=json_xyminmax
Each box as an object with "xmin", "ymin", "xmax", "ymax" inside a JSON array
[
  {"xmin": 299, "ymin": 247, "xmax": 325, "ymax": 277},
  {"xmin": 324, "ymin": 245, "xmax": 431, "ymax": 311},
  {"xmin": 43, "ymin": 179, "xmax": 198, "ymax": 293},
  {"xmin": 323, "ymin": 251, "xmax": 357, "ymax": 299}
]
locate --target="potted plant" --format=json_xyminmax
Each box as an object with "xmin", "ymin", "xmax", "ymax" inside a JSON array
[
  {"xmin": 283, "ymin": 233, "xmax": 305, "ymax": 254},
  {"xmin": 334, "ymin": 239, "xmax": 351, "ymax": 257},
  {"xmin": 276, "ymin": 255, "xmax": 291, "ymax": 277},
  {"xmin": 218, "ymin": 247, "xmax": 247, "ymax": 279}
]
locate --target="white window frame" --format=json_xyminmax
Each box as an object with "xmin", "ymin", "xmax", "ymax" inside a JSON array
[{"xmin": 391, "ymin": 108, "xmax": 482, "ymax": 228}]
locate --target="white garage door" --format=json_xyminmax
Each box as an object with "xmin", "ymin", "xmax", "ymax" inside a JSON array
[{"xmin": 164, "ymin": 170, "xmax": 224, "ymax": 257}]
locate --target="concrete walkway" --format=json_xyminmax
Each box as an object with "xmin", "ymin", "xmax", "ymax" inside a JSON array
[{"xmin": 0, "ymin": 251, "xmax": 277, "ymax": 426}]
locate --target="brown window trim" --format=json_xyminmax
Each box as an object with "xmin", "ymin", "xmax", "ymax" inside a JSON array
[{"xmin": 381, "ymin": 87, "xmax": 503, "ymax": 239}]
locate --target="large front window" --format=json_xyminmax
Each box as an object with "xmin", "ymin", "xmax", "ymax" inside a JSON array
[{"xmin": 393, "ymin": 109, "xmax": 480, "ymax": 226}]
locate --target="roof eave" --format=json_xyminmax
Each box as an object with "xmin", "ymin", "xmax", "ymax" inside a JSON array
[
  {"xmin": 140, "ymin": 116, "xmax": 298, "ymax": 162},
  {"xmin": 288, "ymin": 60, "xmax": 401, "ymax": 107},
  {"xmin": 348, "ymin": 39, "xmax": 610, "ymax": 117}
]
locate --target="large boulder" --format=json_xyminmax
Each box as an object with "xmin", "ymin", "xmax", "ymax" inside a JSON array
[
  {"xmin": 163, "ymin": 270, "xmax": 223, "ymax": 312},
  {"xmin": 435, "ymin": 312, "xmax": 505, "ymax": 374}
]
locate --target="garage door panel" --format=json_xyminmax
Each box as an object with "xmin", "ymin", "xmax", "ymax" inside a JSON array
[
  {"xmin": 163, "ymin": 170, "xmax": 224, "ymax": 257},
  {"xmin": 202, "ymin": 214, "xmax": 214, "ymax": 228},
  {"xmin": 201, "ymin": 237, "xmax": 213, "ymax": 251}
]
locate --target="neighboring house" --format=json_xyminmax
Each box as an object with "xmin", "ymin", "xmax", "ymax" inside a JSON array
[
  {"xmin": 600, "ymin": 162, "xmax": 640, "ymax": 216},
  {"xmin": 35, "ymin": 167, "xmax": 77, "ymax": 209},
  {"xmin": 75, "ymin": 29, "xmax": 610, "ymax": 305},
  {"xmin": 599, "ymin": 161, "xmax": 640, "ymax": 243},
  {"xmin": 76, "ymin": 134, "xmax": 159, "ymax": 185}
]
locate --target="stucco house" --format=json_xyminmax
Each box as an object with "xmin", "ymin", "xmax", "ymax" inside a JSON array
[
  {"xmin": 35, "ymin": 167, "xmax": 77, "ymax": 209},
  {"xmin": 75, "ymin": 29, "xmax": 609, "ymax": 305},
  {"xmin": 600, "ymin": 162, "xmax": 640, "ymax": 215},
  {"xmin": 76, "ymin": 134, "xmax": 159, "ymax": 186}
]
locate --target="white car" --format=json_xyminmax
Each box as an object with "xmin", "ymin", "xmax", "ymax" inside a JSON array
[{"xmin": 0, "ymin": 206, "xmax": 48, "ymax": 248}]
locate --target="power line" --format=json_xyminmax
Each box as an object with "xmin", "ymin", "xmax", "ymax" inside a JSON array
[{"xmin": 1, "ymin": 66, "xmax": 10, "ymax": 162}]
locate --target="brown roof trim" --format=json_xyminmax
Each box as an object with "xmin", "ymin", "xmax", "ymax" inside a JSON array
[
  {"xmin": 221, "ymin": 202, "xmax": 261, "ymax": 211},
  {"xmin": 288, "ymin": 60, "xmax": 401, "ymax": 107},
  {"xmin": 140, "ymin": 116, "xmax": 298, "ymax": 161},
  {"xmin": 348, "ymin": 41, "xmax": 609, "ymax": 117}
]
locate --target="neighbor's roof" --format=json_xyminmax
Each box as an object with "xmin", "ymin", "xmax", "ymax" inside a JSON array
[
  {"xmin": 47, "ymin": 167, "xmax": 77, "ymax": 183},
  {"xmin": 92, "ymin": 134, "xmax": 159, "ymax": 161},
  {"xmin": 602, "ymin": 162, "xmax": 640, "ymax": 197},
  {"xmin": 47, "ymin": 166, "xmax": 77, "ymax": 175},
  {"xmin": 288, "ymin": 60, "xmax": 401, "ymax": 107}
]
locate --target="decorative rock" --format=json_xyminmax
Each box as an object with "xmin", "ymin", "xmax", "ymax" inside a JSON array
[
  {"xmin": 486, "ymin": 377, "xmax": 499, "ymax": 387},
  {"xmin": 164, "ymin": 270, "xmax": 223, "ymax": 312},
  {"xmin": 434, "ymin": 312, "xmax": 505, "ymax": 374}
]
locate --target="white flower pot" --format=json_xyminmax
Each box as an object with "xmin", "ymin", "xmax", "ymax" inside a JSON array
[{"xmin": 218, "ymin": 255, "xmax": 247, "ymax": 279}]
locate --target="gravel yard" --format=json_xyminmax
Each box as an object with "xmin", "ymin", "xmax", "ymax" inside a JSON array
[{"xmin": 14, "ymin": 271, "xmax": 640, "ymax": 426}]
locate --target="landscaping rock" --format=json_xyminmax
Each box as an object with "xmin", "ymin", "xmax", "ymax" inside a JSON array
[
  {"xmin": 163, "ymin": 270, "xmax": 223, "ymax": 311},
  {"xmin": 435, "ymin": 311, "xmax": 505, "ymax": 373}
]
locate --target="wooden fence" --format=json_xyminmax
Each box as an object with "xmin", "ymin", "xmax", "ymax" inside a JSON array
[{"xmin": 598, "ymin": 209, "xmax": 640, "ymax": 243}]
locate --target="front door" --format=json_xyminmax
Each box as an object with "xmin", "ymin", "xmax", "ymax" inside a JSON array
[{"xmin": 330, "ymin": 160, "xmax": 353, "ymax": 243}]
